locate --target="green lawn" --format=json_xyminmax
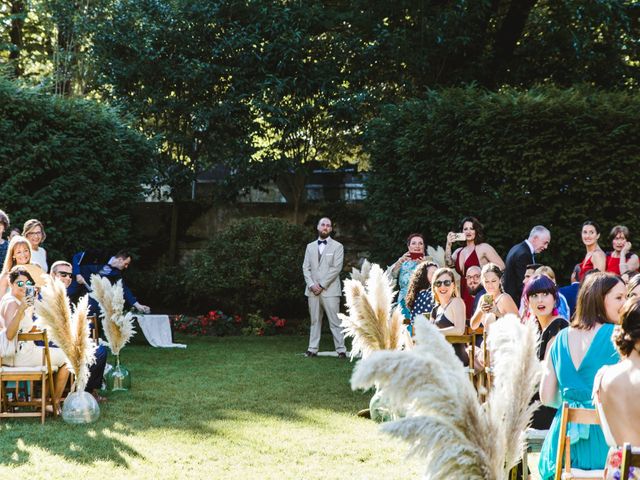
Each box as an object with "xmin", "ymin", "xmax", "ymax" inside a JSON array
[{"xmin": 0, "ymin": 335, "xmax": 423, "ymax": 479}]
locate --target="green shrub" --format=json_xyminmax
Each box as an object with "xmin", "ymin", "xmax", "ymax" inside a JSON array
[
  {"xmin": 0, "ymin": 77, "xmax": 154, "ymax": 260},
  {"xmin": 186, "ymin": 217, "xmax": 311, "ymax": 316},
  {"xmin": 365, "ymin": 87, "xmax": 640, "ymax": 283}
]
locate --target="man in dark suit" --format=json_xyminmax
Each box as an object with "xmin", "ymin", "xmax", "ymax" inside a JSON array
[{"xmin": 502, "ymin": 226, "xmax": 551, "ymax": 302}]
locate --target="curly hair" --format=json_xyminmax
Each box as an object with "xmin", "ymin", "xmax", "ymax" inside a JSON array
[
  {"xmin": 405, "ymin": 261, "xmax": 438, "ymax": 310},
  {"xmin": 614, "ymin": 297, "xmax": 640, "ymax": 357}
]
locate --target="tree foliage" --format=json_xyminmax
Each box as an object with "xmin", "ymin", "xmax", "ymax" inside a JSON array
[
  {"xmin": 0, "ymin": 77, "xmax": 153, "ymax": 260},
  {"xmin": 364, "ymin": 87, "xmax": 640, "ymax": 282}
]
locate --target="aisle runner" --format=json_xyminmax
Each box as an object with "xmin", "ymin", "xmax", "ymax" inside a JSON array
[{"xmin": 135, "ymin": 315, "xmax": 187, "ymax": 349}]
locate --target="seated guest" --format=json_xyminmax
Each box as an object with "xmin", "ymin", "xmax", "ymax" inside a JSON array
[
  {"xmin": 560, "ymin": 263, "xmax": 581, "ymax": 316},
  {"xmin": 51, "ymin": 261, "xmax": 108, "ymax": 402},
  {"xmin": 524, "ymin": 275, "xmax": 569, "ymax": 430},
  {"xmin": 0, "ymin": 267, "xmax": 70, "ymax": 402},
  {"xmin": 577, "ymin": 220, "xmax": 606, "ymax": 281},
  {"xmin": 445, "ymin": 217, "xmax": 505, "ymax": 319},
  {"xmin": 534, "ymin": 266, "xmax": 571, "ymax": 320},
  {"xmin": 391, "ymin": 233, "xmax": 426, "ymax": 321},
  {"xmin": 8, "ymin": 228, "xmax": 20, "ymax": 241},
  {"xmin": 406, "ymin": 261, "xmax": 438, "ymax": 324},
  {"xmin": 518, "ymin": 263, "xmax": 543, "ymax": 317},
  {"xmin": 470, "ymin": 263, "xmax": 519, "ymax": 331},
  {"xmin": 605, "ymin": 225, "xmax": 639, "ymax": 281},
  {"xmin": 538, "ymin": 272, "xmax": 625, "ymax": 479},
  {"xmin": 0, "ymin": 236, "xmax": 46, "ymax": 293},
  {"xmin": 71, "ymin": 250, "xmax": 150, "ymax": 314},
  {"xmin": 627, "ymin": 274, "xmax": 640, "ymax": 300},
  {"xmin": 594, "ymin": 297, "xmax": 640, "ymax": 479},
  {"xmin": 427, "ymin": 267, "xmax": 467, "ymax": 364},
  {"xmin": 22, "ymin": 219, "xmax": 48, "ymax": 272},
  {"xmin": 0, "ymin": 210, "xmax": 10, "ymax": 267},
  {"xmin": 466, "ymin": 265, "xmax": 485, "ymax": 315}
]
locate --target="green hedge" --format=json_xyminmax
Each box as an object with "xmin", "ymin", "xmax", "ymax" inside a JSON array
[
  {"xmin": 364, "ymin": 87, "xmax": 640, "ymax": 283},
  {"xmin": 0, "ymin": 77, "xmax": 153, "ymax": 260},
  {"xmin": 185, "ymin": 217, "xmax": 311, "ymax": 316}
]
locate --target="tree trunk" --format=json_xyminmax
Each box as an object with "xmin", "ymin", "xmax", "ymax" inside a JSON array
[
  {"xmin": 276, "ymin": 169, "xmax": 309, "ymax": 224},
  {"xmin": 8, "ymin": 0, "xmax": 26, "ymax": 77}
]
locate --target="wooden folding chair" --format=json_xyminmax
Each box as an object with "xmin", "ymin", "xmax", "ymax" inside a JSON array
[
  {"xmin": 446, "ymin": 327, "xmax": 476, "ymax": 382},
  {"xmin": 88, "ymin": 315, "xmax": 99, "ymax": 342},
  {"xmin": 621, "ymin": 443, "xmax": 640, "ymax": 480},
  {"xmin": 0, "ymin": 330, "xmax": 59, "ymax": 424},
  {"xmin": 554, "ymin": 402, "xmax": 603, "ymax": 480}
]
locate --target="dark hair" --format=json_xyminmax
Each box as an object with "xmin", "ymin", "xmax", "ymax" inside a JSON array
[
  {"xmin": 582, "ymin": 220, "xmax": 601, "ymax": 234},
  {"xmin": 609, "ymin": 225, "xmax": 630, "ymax": 243},
  {"xmin": 572, "ymin": 272, "xmax": 623, "ymax": 329},
  {"xmin": 9, "ymin": 266, "xmax": 34, "ymax": 285},
  {"xmin": 114, "ymin": 250, "xmax": 133, "ymax": 260},
  {"xmin": 524, "ymin": 274, "xmax": 559, "ymax": 303},
  {"xmin": 628, "ymin": 274, "xmax": 640, "ymax": 298},
  {"xmin": 0, "ymin": 209, "xmax": 9, "ymax": 231},
  {"xmin": 405, "ymin": 261, "xmax": 438, "ymax": 310},
  {"xmin": 614, "ymin": 297, "xmax": 640, "ymax": 356},
  {"xmin": 526, "ymin": 263, "xmax": 543, "ymax": 271},
  {"xmin": 405, "ymin": 233, "xmax": 424, "ymax": 247},
  {"xmin": 459, "ymin": 217, "xmax": 485, "ymax": 244}
]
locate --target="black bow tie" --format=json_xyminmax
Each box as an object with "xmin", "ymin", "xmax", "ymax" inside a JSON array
[{"xmin": 318, "ymin": 240, "xmax": 327, "ymax": 245}]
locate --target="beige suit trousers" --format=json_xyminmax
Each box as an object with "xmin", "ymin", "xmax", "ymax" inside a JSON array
[{"xmin": 307, "ymin": 294, "xmax": 345, "ymax": 353}]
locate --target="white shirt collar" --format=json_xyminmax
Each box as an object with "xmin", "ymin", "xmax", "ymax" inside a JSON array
[{"xmin": 524, "ymin": 239, "xmax": 535, "ymax": 254}]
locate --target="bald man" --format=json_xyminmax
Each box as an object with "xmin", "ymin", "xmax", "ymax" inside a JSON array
[{"xmin": 466, "ymin": 265, "xmax": 485, "ymax": 317}]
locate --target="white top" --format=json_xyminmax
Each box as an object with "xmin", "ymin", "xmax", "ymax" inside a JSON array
[{"xmin": 30, "ymin": 247, "xmax": 48, "ymax": 272}]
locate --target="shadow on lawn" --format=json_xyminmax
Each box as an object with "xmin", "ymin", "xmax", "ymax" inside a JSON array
[
  {"xmin": 0, "ymin": 334, "xmax": 367, "ymax": 467},
  {"xmin": 0, "ymin": 417, "xmax": 143, "ymax": 467}
]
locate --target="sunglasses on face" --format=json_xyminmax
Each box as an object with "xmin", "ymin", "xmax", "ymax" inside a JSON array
[
  {"xmin": 434, "ymin": 280, "xmax": 453, "ymax": 287},
  {"xmin": 15, "ymin": 280, "xmax": 34, "ymax": 288},
  {"xmin": 56, "ymin": 272, "xmax": 73, "ymax": 278}
]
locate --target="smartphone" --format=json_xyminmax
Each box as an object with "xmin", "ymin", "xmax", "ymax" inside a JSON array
[
  {"xmin": 454, "ymin": 233, "xmax": 466, "ymax": 242},
  {"xmin": 409, "ymin": 252, "xmax": 424, "ymax": 260},
  {"xmin": 482, "ymin": 294, "xmax": 494, "ymax": 305},
  {"xmin": 25, "ymin": 286, "xmax": 36, "ymax": 303}
]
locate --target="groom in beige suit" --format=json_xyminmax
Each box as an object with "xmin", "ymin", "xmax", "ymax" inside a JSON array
[{"xmin": 302, "ymin": 217, "xmax": 346, "ymax": 358}]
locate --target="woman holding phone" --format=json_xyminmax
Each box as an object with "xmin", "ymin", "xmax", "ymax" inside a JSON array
[
  {"xmin": 391, "ymin": 233, "xmax": 426, "ymax": 320},
  {"xmin": 445, "ymin": 217, "xmax": 504, "ymax": 318},
  {"xmin": 470, "ymin": 263, "xmax": 519, "ymax": 331},
  {"xmin": 0, "ymin": 266, "xmax": 70, "ymax": 404},
  {"xmin": 605, "ymin": 225, "xmax": 639, "ymax": 280}
]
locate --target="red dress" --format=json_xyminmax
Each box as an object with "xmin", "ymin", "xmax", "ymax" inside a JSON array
[
  {"xmin": 455, "ymin": 247, "xmax": 479, "ymax": 319},
  {"xmin": 605, "ymin": 252, "xmax": 633, "ymax": 275},
  {"xmin": 578, "ymin": 254, "xmax": 594, "ymax": 281}
]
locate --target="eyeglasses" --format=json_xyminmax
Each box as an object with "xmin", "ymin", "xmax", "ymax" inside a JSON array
[
  {"xmin": 56, "ymin": 272, "xmax": 73, "ymax": 278},
  {"xmin": 434, "ymin": 280, "xmax": 453, "ymax": 287},
  {"xmin": 26, "ymin": 231, "xmax": 43, "ymax": 237},
  {"xmin": 15, "ymin": 280, "xmax": 34, "ymax": 288},
  {"xmin": 465, "ymin": 274, "xmax": 480, "ymax": 280}
]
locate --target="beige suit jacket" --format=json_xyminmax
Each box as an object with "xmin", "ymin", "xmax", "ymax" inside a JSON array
[{"xmin": 302, "ymin": 238, "xmax": 344, "ymax": 297}]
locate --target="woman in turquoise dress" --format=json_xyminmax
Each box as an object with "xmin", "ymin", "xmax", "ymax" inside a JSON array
[
  {"xmin": 391, "ymin": 233, "xmax": 425, "ymax": 320},
  {"xmin": 538, "ymin": 272, "xmax": 626, "ymax": 479}
]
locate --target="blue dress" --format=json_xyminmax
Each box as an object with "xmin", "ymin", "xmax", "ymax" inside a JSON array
[
  {"xmin": 538, "ymin": 323, "xmax": 620, "ymax": 479},
  {"xmin": 397, "ymin": 260, "xmax": 419, "ymax": 319}
]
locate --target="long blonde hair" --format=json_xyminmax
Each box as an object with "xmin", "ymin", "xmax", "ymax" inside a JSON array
[{"xmin": 2, "ymin": 235, "xmax": 33, "ymax": 274}]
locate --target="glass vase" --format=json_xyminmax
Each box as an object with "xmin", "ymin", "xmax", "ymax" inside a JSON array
[
  {"xmin": 369, "ymin": 388, "xmax": 395, "ymax": 423},
  {"xmin": 105, "ymin": 355, "xmax": 131, "ymax": 391},
  {"xmin": 62, "ymin": 390, "xmax": 100, "ymax": 424}
]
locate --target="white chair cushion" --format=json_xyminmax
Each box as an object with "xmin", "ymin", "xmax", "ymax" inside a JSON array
[
  {"xmin": 561, "ymin": 468, "xmax": 605, "ymax": 479},
  {"xmin": 0, "ymin": 366, "xmax": 48, "ymax": 373}
]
